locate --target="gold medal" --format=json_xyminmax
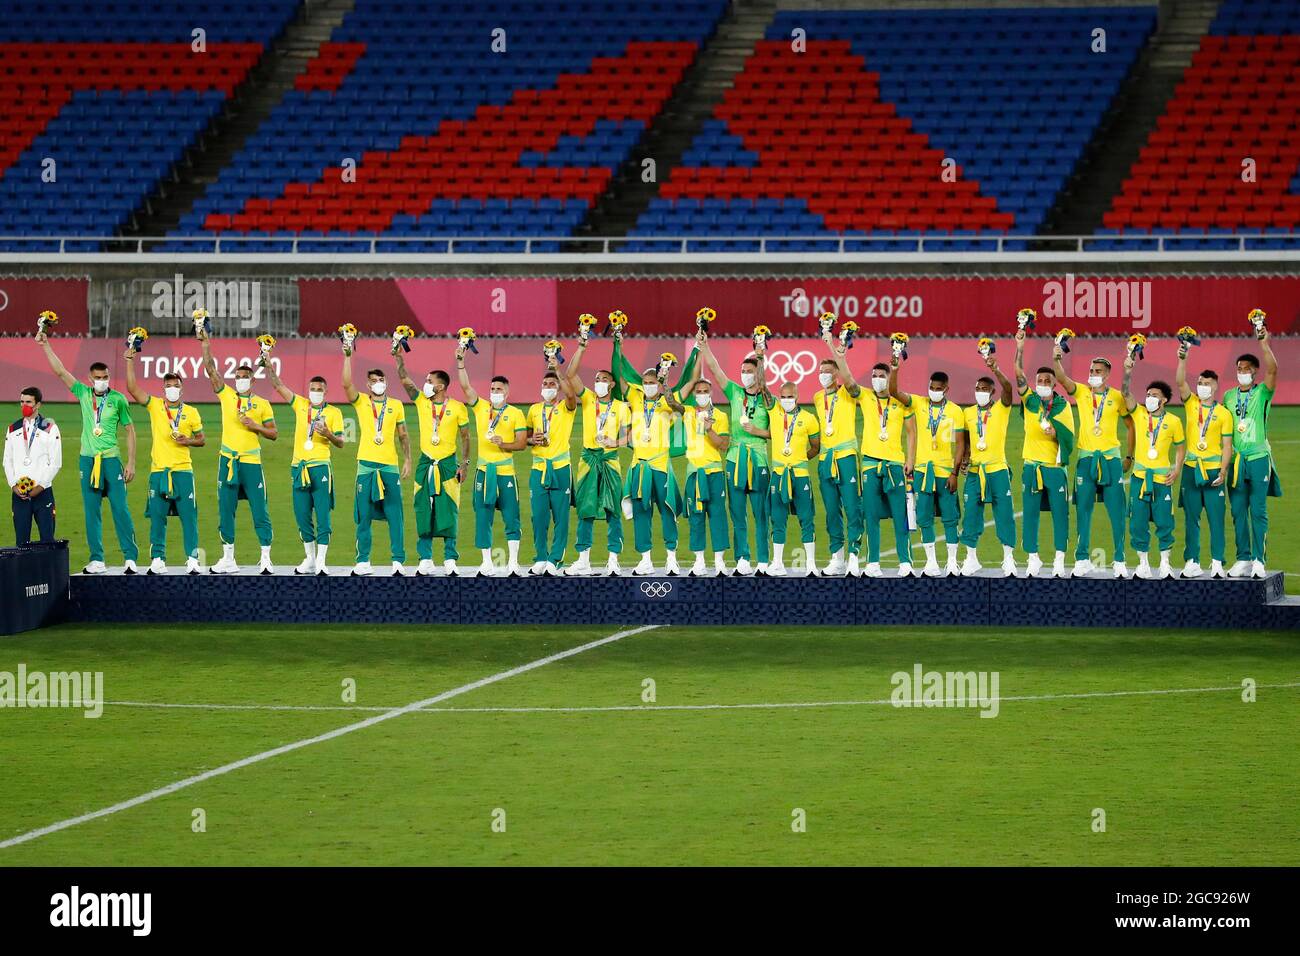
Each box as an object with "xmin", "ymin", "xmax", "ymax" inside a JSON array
[
  {"xmin": 783, "ymin": 444, "xmax": 792, "ymax": 457},
  {"xmin": 92, "ymin": 426, "xmax": 103, "ymax": 437},
  {"xmin": 303, "ymin": 439, "xmax": 314, "ymax": 451},
  {"xmin": 171, "ymin": 430, "xmax": 182, "ymax": 441},
  {"xmin": 1147, "ymin": 446, "xmax": 1157, "ymax": 460},
  {"xmin": 825, "ymin": 423, "xmax": 834, "ymax": 436},
  {"xmin": 931, "ymin": 440, "xmax": 938, "ymax": 451},
  {"xmin": 1237, "ymin": 421, "xmax": 1248, "ymax": 434},
  {"xmin": 1093, "ymin": 426, "xmax": 1102, "ymax": 437},
  {"xmin": 1197, "ymin": 439, "xmax": 1207, "ymax": 451},
  {"xmin": 878, "ymin": 428, "xmax": 888, "ymax": 442},
  {"xmin": 976, "ymin": 439, "xmax": 987, "ymax": 452},
  {"xmin": 374, "ymin": 435, "xmax": 384, "ymax": 445}
]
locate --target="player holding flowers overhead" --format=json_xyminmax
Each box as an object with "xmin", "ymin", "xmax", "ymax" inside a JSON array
[{"xmin": 1174, "ymin": 330, "xmax": 1232, "ymax": 578}]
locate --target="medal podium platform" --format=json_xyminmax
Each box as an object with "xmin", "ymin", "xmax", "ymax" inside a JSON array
[{"xmin": 63, "ymin": 567, "xmax": 1300, "ymax": 629}]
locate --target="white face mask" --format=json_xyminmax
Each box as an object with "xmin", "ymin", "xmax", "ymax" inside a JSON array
[
  {"xmin": 489, "ymin": 391, "xmax": 506, "ymax": 407},
  {"xmin": 694, "ymin": 393, "xmax": 712, "ymax": 407},
  {"xmin": 541, "ymin": 387, "xmax": 558, "ymax": 402},
  {"xmin": 1237, "ymin": 372, "xmax": 1254, "ymax": 387},
  {"xmin": 928, "ymin": 388, "xmax": 945, "ymax": 403},
  {"xmin": 234, "ymin": 378, "xmax": 251, "ymax": 394},
  {"xmin": 371, "ymin": 381, "xmax": 387, "ymax": 397},
  {"xmin": 1087, "ymin": 374, "xmax": 1104, "ymax": 389},
  {"xmin": 92, "ymin": 379, "xmax": 110, "ymax": 395},
  {"xmin": 422, "ymin": 382, "xmax": 437, "ymax": 398},
  {"xmin": 309, "ymin": 390, "xmax": 326, "ymax": 405},
  {"xmin": 818, "ymin": 372, "xmax": 834, "ymax": 388},
  {"xmin": 164, "ymin": 386, "xmax": 182, "ymax": 403},
  {"xmin": 1035, "ymin": 384, "xmax": 1054, "ymax": 400},
  {"xmin": 871, "ymin": 376, "xmax": 888, "ymax": 394},
  {"xmin": 740, "ymin": 372, "xmax": 756, "ymax": 388},
  {"xmin": 643, "ymin": 382, "xmax": 660, "ymax": 399},
  {"xmin": 1145, "ymin": 395, "xmax": 1161, "ymax": 413},
  {"xmin": 780, "ymin": 397, "xmax": 797, "ymax": 412},
  {"xmin": 974, "ymin": 391, "xmax": 992, "ymax": 407},
  {"xmin": 1197, "ymin": 384, "xmax": 1214, "ymax": 401},
  {"xmin": 594, "ymin": 380, "xmax": 611, "ymax": 398}
]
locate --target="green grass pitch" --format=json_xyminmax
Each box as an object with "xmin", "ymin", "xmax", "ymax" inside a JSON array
[
  {"xmin": 2, "ymin": 400, "xmax": 1296, "ymax": 586},
  {"xmin": 0, "ymin": 623, "xmax": 1296, "ymax": 865}
]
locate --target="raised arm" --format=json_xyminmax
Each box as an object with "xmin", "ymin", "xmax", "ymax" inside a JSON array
[
  {"xmin": 825, "ymin": 337, "xmax": 861, "ymax": 398},
  {"xmin": 559, "ymin": 359, "xmax": 579, "ymax": 410},
  {"xmin": 455, "ymin": 346, "xmax": 478, "ymax": 406},
  {"xmin": 887, "ymin": 355, "xmax": 911, "ymax": 408},
  {"xmin": 566, "ymin": 338, "xmax": 588, "ymax": 387},
  {"xmin": 36, "ymin": 332, "xmax": 78, "ymax": 390},
  {"xmin": 1052, "ymin": 345, "xmax": 1076, "ymax": 395},
  {"xmin": 199, "ymin": 333, "xmax": 224, "ymax": 394},
  {"xmin": 123, "ymin": 348, "xmax": 149, "ymax": 405},
  {"xmin": 341, "ymin": 350, "xmax": 359, "ymax": 404},
  {"xmin": 1120, "ymin": 354, "xmax": 1138, "ymax": 413},
  {"xmin": 701, "ymin": 334, "xmax": 730, "ymax": 390},
  {"xmin": 265, "ymin": 351, "xmax": 295, "ymax": 403},
  {"xmin": 990, "ymin": 356, "xmax": 1013, "ymax": 407},
  {"xmin": 1013, "ymin": 330, "xmax": 1028, "ymax": 392},
  {"xmin": 1175, "ymin": 343, "xmax": 1191, "ymax": 402},
  {"xmin": 1260, "ymin": 328, "xmax": 1278, "ymax": 392},
  {"xmin": 394, "ymin": 350, "xmax": 419, "ymax": 401}
]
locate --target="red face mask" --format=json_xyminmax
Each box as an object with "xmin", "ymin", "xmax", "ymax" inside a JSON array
[{"xmin": 21, "ymin": 405, "xmax": 36, "ymax": 418}]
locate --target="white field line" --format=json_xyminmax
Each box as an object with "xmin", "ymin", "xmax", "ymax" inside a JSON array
[
  {"xmin": 0, "ymin": 624, "xmax": 661, "ymax": 851},
  {"xmin": 103, "ymin": 681, "xmax": 1300, "ymax": 717}
]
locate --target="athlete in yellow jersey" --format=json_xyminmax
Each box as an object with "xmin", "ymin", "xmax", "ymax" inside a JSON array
[
  {"xmin": 1054, "ymin": 345, "xmax": 1135, "ymax": 577},
  {"xmin": 814, "ymin": 347, "xmax": 861, "ymax": 575},
  {"xmin": 525, "ymin": 360, "xmax": 578, "ymax": 575},
  {"xmin": 563, "ymin": 336, "xmax": 631, "ymax": 575},
  {"xmin": 1121, "ymin": 359, "xmax": 1186, "ymax": 579},
  {"xmin": 624, "ymin": 369, "xmax": 686, "ymax": 575},
  {"xmin": 1014, "ymin": 330, "xmax": 1075, "ymax": 578},
  {"xmin": 768, "ymin": 382, "xmax": 820, "ymax": 576},
  {"xmin": 200, "ymin": 329, "xmax": 277, "ymax": 574},
  {"xmin": 267, "ymin": 355, "xmax": 345, "ymax": 575},
  {"xmin": 124, "ymin": 343, "xmax": 205, "ymax": 574},
  {"xmin": 681, "ymin": 378, "xmax": 731, "ymax": 575},
  {"xmin": 957, "ymin": 352, "xmax": 1018, "ymax": 576},
  {"xmin": 830, "ymin": 347, "xmax": 915, "ymax": 576},
  {"xmin": 1175, "ymin": 346, "xmax": 1233, "ymax": 577},
  {"xmin": 458, "ymin": 344, "xmax": 529, "ymax": 576},
  {"xmin": 889, "ymin": 358, "xmax": 965, "ymax": 577},
  {"xmin": 343, "ymin": 352, "xmax": 410, "ymax": 575}
]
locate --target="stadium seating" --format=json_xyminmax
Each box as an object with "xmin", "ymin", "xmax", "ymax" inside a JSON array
[
  {"xmin": 626, "ymin": 6, "xmax": 1155, "ymax": 251},
  {"xmin": 167, "ymin": 0, "xmax": 728, "ymax": 252},
  {"xmin": 0, "ymin": 2, "xmax": 297, "ymax": 250},
  {"xmin": 1098, "ymin": 0, "xmax": 1300, "ymax": 249}
]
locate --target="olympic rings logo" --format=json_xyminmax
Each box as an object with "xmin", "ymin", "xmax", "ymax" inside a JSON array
[
  {"xmin": 764, "ymin": 350, "xmax": 819, "ymax": 386},
  {"xmin": 0, "ymin": 288, "xmax": 9, "ymax": 312},
  {"xmin": 639, "ymin": 581, "xmax": 673, "ymax": 598}
]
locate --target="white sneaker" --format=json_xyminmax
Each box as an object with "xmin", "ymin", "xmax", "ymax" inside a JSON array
[
  {"xmin": 847, "ymin": 555, "xmax": 862, "ymax": 577},
  {"xmin": 478, "ymin": 560, "xmax": 497, "ymax": 576},
  {"xmin": 504, "ymin": 562, "xmax": 524, "ymax": 577},
  {"xmin": 1210, "ymin": 560, "xmax": 1226, "ymax": 579},
  {"xmin": 185, "ymin": 557, "xmax": 201, "ymax": 575},
  {"xmin": 83, "ymin": 560, "xmax": 108, "ymax": 574},
  {"xmin": 530, "ymin": 561, "xmax": 549, "ymax": 575},
  {"xmin": 148, "ymin": 558, "xmax": 166, "ymax": 575},
  {"xmin": 768, "ymin": 560, "xmax": 787, "ymax": 576},
  {"xmin": 633, "ymin": 555, "xmax": 656, "ymax": 575},
  {"xmin": 896, "ymin": 562, "xmax": 914, "ymax": 578},
  {"xmin": 443, "ymin": 560, "xmax": 458, "ymax": 576},
  {"xmin": 352, "ymin": 562, "xmax": 373, "ymax": 576},
  {"xmin": 689, "ymin": 555, "xmax": 706, "ymax": 576},
  {"xmin": 1182, "ymin": 560, "xmax": 1204, "ymax": 578},
  {"xmin": 922, "ymin": 557, "xmax": 942, "ymax": 577},
  {"xmin": 257, "ymin": 557, "xmax": 274, "ymax": 575},
  {"xmin": 664, "ymin": 553, "xmax": 681, "ymax": 576},
  {"xmin": 295, "ymin": 556, "xmax": 315, "ymax": 574},
  {"xmin": 1156, "ymin": 558, "xmax": 1172, "ymax": 580},
  {"xmin": 756, "ymin": 562, "xmax": 770, "ymax": 576},
  {"xmin": 1025, "ymin": 554, "xmax": 1043, "ymax": 577},
  {"xmin": 945, "ymin": 559, "xmax": 961, "ymax": 577},
  {"xmin": 123, "ymin": 560, "xmax": 139, "ymax": 575},
  {"xmin": 566, "ymin": 553, "xmax": 591, "ymax": 576},
  {"xmin": 605, "ymin": 555, "xmax": 622, "ymax": 575},
  {"xmin": 1000, "ymin": 555, "xmax": 1017, "ymax": 577},
  {"xmin": 1227, "ymin": 560, "xmax": 1252, "ymax": 578},
  {"xmin": 210, "ymin": 556, "xmax": 238, "ymax": 575},
  {"xmin": 543, "ymin": 562, "xmax": 560, "ymax": 576},
  {"xmin": 417, "ymin": 559, "xmax": 435, "ymax": 575},
  {"xmin": 824, "ymin": 553, "xmax": 846, "ymax": 576},
  {"xmin": 1052, "ymin": 554, "xmax": 1067, "ymax": 578},
  {"xmin": 392, "ymin": 562, "xmax": 407, "ymax": 576},
  {"xmin": 1251, "ymin": 560, "xmax": 1267, "ymax": 579},
  {"xmin": 1135, "ymin": 557, "xmax": 1153, "ymax": 579},
  {"xmin": 961, "ymin": 555, "xmax": 982, "ymax": 576},
  {"xmin": 735, "ymin": 559, "xmax": 754, "ymax": 576},
  {"xmin": 714, "ymin": 555, "xmax": 729, "ymax": 576},
  {"xmin": 864, "ymin": 562, "xmax": 883, "ymax": 577},
  {"xmin": 1112, "ymin": 561, "xmax": 1130, "ymax": 579},
  {"xmin": 1071, "ymin": 559, "xmax": 1095, "ymax": 577}
]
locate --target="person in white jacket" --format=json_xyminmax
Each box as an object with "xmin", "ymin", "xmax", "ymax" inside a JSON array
[{"xmin": 5, "ymin": 386, "xmax": 62, "ymax": 545}]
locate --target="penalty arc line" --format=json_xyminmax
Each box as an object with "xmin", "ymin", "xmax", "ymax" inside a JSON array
[{"xmin": 0, "ymin": 623, "xmax": 662, "ymax": 851}]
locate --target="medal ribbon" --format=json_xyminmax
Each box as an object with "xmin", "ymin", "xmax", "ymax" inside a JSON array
[
  {"xmin": 823, "ymin": 392, "xmax": 836, "ymax": 429},
  {"xmin": 168, "ymin": 402, "xmax": 185, "ymax": 434},
  {"xmin": 1147, "ymin": 410, "xmax": 1164, "ymax": 455},
  {"xmin": 1235, "ymin": 388, "xmax": 1250, "ymax": 421},
  {"xmin": 596, "ymin": 399, "xmax": 612, "ymax": 436},
  {"xmin": 783, "ymin": 409, "xmax": 798, "ymax": 448},
  {"xmin": 93, "ymin": 395, "xmax": 105, "ymax": 431},
  {"xmin": 541, "ymin": 402, "xmax": 556, "ymax": 442},
  {"xmin": 1197, "ymin": 402, "xmax": 1214, "ymax": 447},
  {"xmin": 487, "ymin": 404, "xmax": 507, "ymax": 436},
  {"xmin": 928, "ymin": 401, "xmax": 944, "ymax": 440},
  {"xmin": 976, "ymin": 408, "xmax": 989, "ymax": 442},
  {"xmin": 371, "ymin": 397, "xmax": 388, "ymax": 440},
  {"xmin": 1038, "ymin": 396, "xmax": 1053, "ymax": 429},
  {"xmin": 642, "ymin": 395, "xmax": 658, "ymax": 432},
  {"xmin": 307, "ymin": 402, "xmax": 325, "ymax": 438},
  {"xmin": 1091, "ymin": 390, "xmax": 1105, "ymax": 432},
  {"xmin": 23, "ymin": 416, "xmax": 39, "ymax": 458},
  {"xmin": 430, "ymin": 399, "xmax": 446, "ymax": 437},
  {"xmin": 876, "ymin": 396, "xmax": 889, "ymax": 434}
]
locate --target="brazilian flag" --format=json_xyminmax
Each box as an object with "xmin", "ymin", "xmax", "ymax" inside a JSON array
[
  {"xmin": 1021, "ymin": 389, "xmax": 1075, "ymax": 466},
  {"xmin": 611, "ymin": 338, "xmax": 701, "ymax": 458}
]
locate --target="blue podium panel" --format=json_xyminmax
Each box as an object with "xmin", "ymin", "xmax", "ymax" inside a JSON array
[{"xmin": 592, "ymin": 575, "xmax": 723, "ymax": 625}]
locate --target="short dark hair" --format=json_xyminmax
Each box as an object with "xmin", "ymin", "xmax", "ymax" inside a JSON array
[
  {"xmin": 596, "ymin": 368, "xmax": 613, "ymax": 379},
  {"xmin": 429, "ymin": 370, "xmax": 450, "ymax": 388},
  {"xmin": 491, "ymin": 375, "xmax": 509, "ymax": 387},
  {"xmin": 89, "ymin": 362, "xmax": 108, "ymax": 374},
  {"xmin": 234, "ymin": 363, "xmax": 254, "ymax": 376},
  {"xmin": 309, "ymin": 375, "xmax": 327, "ymax": 387},
  {"xmin": 366, "ymin": 368, "xmax": 384, "ymax": 379},
  {"xmin": 820, "ymin": 358, "xmax": 836, "ymax": 368},
  {"xmin": 163, "ymin": 373, "xmax": 183, "ymax": 386},
  {"xmin": 1237, "ymin": 353, "xmax": 1260, "ymax": 370},
  {"xmin": 1148, "ymin": 380, "xmax": 1172, "ymax": 401},
  {"xmin": 872, "ymin": 362, "xmax": 890, "ymax": 374},
  {"xmin": 741, "ymin": 358, "xmax": 759, "ymax": 370},
  {"xmin": 1090, "ymin": 357, "xmax": 1112, "ymax": 371},
  {"xmin": 1199, "ymin": 369, "xmax": 1218, "ymax": 381},
  {"xmin": 542, "ymin": 371, "xmax": 560, "ymax": 383},
  {"xmin": 976, "ymin": 376, "xmax": 995, "ymax": 389},
  {"xmin": 20, "ymin": 386, "xmax": 42, "ymax": 404},
  {"xmin": 929, "ymin": 371, "xmax": 949, "ymax": 387},
  {"xmin": 1036, "ymin": 366, "xmax": 1054, "ymax": 377}
]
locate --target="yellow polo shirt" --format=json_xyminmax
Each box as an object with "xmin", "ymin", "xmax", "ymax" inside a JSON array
[
  {"xmin": 683, "ymin": 406, "xmax": 728, "ymax": 470},
  {"xmin": 1183, "ymin": 396, "xmax": 1233, "ymax": 463},
  {"xmin": 1132, "ymin": 406, "xmax": 1185, "ymax": 473},
  {"xmin": 291, "ymin": 395, "xmax": 345, "ymax": 466},
  {"xmin": 858, "ymin": 391, "xmax": 911, "ymax": 463},
  {"xmin": 1073, "ymin": 384, "xmax": 1128, "ymax": 454},
  {"xmin": 527, "ymin": 399, "xmax": 577, "ymax": 471},
  {"xmin": 913, "ymin": 395, "xmax": 962, "ymax": 477},
  {"xmin": 472, "ymin": 397, "xmax": 527, "ymax": 475},
  {"xmin": 770, "ymin": 406, "xmax": 819, "ymax": 471},
  {"xmin": 579, "ymin": 388, "xmax": 629, "ymax": 451},
  {"xmin": 961, "ymin": 402, "xmax": 1011, "ymax": 472},
  {"xmin": 146, "ymin": 396, "xmax": 202, "ymax": 472},
  {"xmin": 1020, "ymin": 388, "xmax": 1075, "ymax": 466},
  {"xmin": 217, "ymin": 385, "xmax": 273, "ymax": 462},
  {"xmin": 626, "ymin": 385, "xmax": 676, "ymax": 470},
  {"xmin": 415, "ymin": 394, "xmax": 469, "ymax": 461},
  {"xmin": 353, "ymin": 394, "xmax": 405, "ymax": 466}
]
